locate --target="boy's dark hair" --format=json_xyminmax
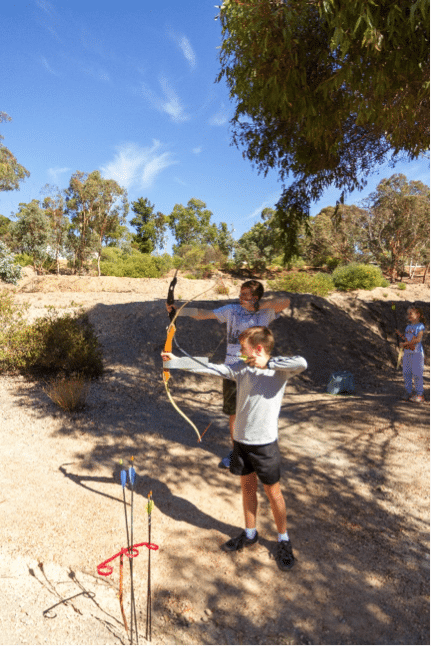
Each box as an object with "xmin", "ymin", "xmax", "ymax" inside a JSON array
[
  {"xmin": 241, "ymin": 280, "xmax": 264, "ymax": 312},
  {"xmin": 239, "ymin": 326, "xmax": 275, "ymax": 355}
]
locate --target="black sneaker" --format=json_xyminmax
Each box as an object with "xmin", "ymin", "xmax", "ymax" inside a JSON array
[
  {"xmin": 221, "ymin": 530, "xmax": 259, "ymax": 552},
  {"xmin": 275, "ymin": 539, "xmax": 295, "ymax": 571},
  {"xmin": 218, "ymin": 450, "xmax": 233, "ymax": 469}
]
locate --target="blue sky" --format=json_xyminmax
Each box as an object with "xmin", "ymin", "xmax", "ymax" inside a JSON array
[{"xmin": 2, "ymin": 0, "xmax": 429, "ymax": 253}]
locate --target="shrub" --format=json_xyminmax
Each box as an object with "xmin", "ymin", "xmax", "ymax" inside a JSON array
[
  {"xmin": 268, "ymin": 272, "xmax": 335, "ymax": 296},
  {"xmin": 29, "ymin": 311, "xmax": 103, "ymax": 378},
  {"xmin": 331, "ymin": 263, "xmax": 385, "ymax": 291},
  {"xmin": 0, "ymin": 291, "xmax": 33, "ymax": 370},
  {"xmin": 100, "ymin": 251, "xmax": 173, "ymax": 278},
  {"xmin": 44, "ymin": 374, "xmax": 89, "ymax": 411},
  {"xmin": 325, "ymin": 257, "xmax": 343, "ymax": 271},
  {"xmin": 285, "ymin": 255, "xmax": 307, "ymax": 270},
  {"xmin": 215, "ymin": 280, "xmax": 229, "ymax": 296},
  {"xmin": 0, "ymin": 292, "xmax": 103, "ymax": 378},
  {"xmin": 0, "ymin": 242, "xmax": 22, "ymax": 285},
  {"xmin": 14, "ymin": 252, "xmax": 33, "ymax": 267},
  {"xmin": 398, "ymin": 282, "xmax": 407, "ymax": 290},
  {"xmin": 272, "ymin": 254, "xmax": 306, "ymax": 270}
]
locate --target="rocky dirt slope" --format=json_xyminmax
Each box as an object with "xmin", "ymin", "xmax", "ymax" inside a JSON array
[{"xmin": 0, "ymin": 272, "xmax": 429, "ymax": 645}]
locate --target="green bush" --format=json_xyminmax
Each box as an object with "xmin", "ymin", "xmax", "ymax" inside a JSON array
[
  {"xmin": 325, "ymin": 257, "xmax": 343, "ymax": 271},
  {"xmin": 398, "ymin": 282, "xmax": 407, "ymax": 290},
  {"xmin": 0, "ymin": 292, "xmax": 103, "ymax": 378},
  {"xmin": 30, "ymin": 312, "xmax": 103, "ymax": 378},
  {"xmin": 0, "ymin": 242, "xmax": 23, "ymax": 285},
  {"xmin": 285, "ymin": 255, "xmax": 306, "ymax": 270},
  {"xmin": 331, "ymin": 263, "xmax": 385, "ymax": 291},
  {"xmin": 268, "ymin": 272, "xmax": 335, "ymax": 296},
  {"xmin": 14, "ymin": 252, "xmax": 33, "ymax": 267},
  {"xmin": 100, "ymin": 251, "xmax": 172, "ymax": 278},
  {"xmin": 100, "ymin": 246, "xmax": 122, "ymax": 263}
]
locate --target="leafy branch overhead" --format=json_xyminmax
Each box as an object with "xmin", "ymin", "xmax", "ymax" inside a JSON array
[{"xmin": 217, "ymin": 0, "xmax": 430, "ymax": 258}]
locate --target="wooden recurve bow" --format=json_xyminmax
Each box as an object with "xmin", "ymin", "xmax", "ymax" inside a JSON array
[{"xmin": 163, "ymin": 271, "xmax": 204, "ymax": 443}]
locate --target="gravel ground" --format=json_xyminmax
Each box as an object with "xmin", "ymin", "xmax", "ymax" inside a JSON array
[{"xmin": 0, "ymin": 273, "xmax": 429, "ymax": 645}]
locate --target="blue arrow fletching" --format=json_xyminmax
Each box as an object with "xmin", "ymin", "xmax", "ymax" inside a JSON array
[
  {"xmin": 129, "ymin": 466, "xmax": 136, "ymax": 486},
  {"xmin": 120, "ymin": 469, "xmax": 127, "ymax": 488}
]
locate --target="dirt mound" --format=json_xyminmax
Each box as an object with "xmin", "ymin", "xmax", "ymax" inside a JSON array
[{"xmin": 0, "ymin": 273, "xmax": 429, "ymax": 645}]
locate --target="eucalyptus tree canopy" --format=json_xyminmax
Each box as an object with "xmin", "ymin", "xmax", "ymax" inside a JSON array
[
  {"xmin": 65, "ymin": 171, "xmax": 128, "ymax": 273},
  {"xmin": 358, "ymin": 174, "xmax": 430, "ymax": 280},
  {"xmin": 130, "ymin": 197, "xmax": 166, "ymax": 254},
  {"xmin": 217, "ymin": 0, "xmax": 430, "ymax": 258},
  {"xmin": 0, "ymin": 113, "xmax": 30, "ymax": 192}
]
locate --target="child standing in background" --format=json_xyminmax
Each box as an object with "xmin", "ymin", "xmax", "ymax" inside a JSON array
[{"xmin": 397, "ymin": 306, "xmax": 426, "ymax": 403}]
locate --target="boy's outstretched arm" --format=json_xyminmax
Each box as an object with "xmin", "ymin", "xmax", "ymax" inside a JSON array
[
  {"xmin": 259, "ymin": 296, "xmax": 291, "ymax": 312},
  {"xmin": 161, "ymin": 352, "xmax": 234, "ymax": 380},
  {"xmin": 267, "ymin": 355, "xmax": 307, "ymax": 377}
]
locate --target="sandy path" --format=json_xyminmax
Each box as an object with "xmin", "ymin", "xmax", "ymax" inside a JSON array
[{"xmin": 0, "ymin": 275, "xmax": 429, "ymax": 645}]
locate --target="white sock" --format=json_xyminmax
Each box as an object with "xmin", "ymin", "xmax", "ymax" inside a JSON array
[
  {"xmin": 245, "ymin": 527, "xmax": 257, "ymax": 540},
  {"xmin": 278, "ymin": 531, "xmax": 289, "ymax": 542}
]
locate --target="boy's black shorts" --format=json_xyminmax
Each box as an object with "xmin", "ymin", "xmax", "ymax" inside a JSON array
[
  {"xmin": 222, "ymin": 378, "xmax": 237, "ymax": 415},
  {"xmin": 230, "ymin": 440, "xmax": 281, "ymax": 485}
]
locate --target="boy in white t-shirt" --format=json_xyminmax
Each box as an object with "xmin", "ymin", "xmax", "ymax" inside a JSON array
[{"xmin": 166, "ymin": 280, "xmax": 291, "ymax": 467}]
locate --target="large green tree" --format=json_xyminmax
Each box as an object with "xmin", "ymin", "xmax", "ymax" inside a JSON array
[
  {"xmin": 0, "ymin": 214, "xmax": 12, "ymax": 243},
  {"xmin": 358, "ymin": 174, "xmax": 430, "ymax": 281},
  {"xmin": 235, "ymin": 207, "xmax": 284, "ymax": 273},
  {"xmin": 41, "ymin": 185, "xmax": 70, "ymax": 275},
  {"xmin": 214, "ymin": 221, "xmax": 236, "ymax": 258},
  {"xmin": 12, "ymin": 199, "xmax": 52, "ymax": 272},
  {"xmin": 217, "ymin": 0, "xmax": 430, "ymax": 258},
  {"xmin": 130, "ymin": 197, "xmax": 166, "ymax": 254},
  {"xmin": 0, "ymin": 113, "xmax": 30, "ymax": 192},
  {"xmin": 168, "ymin": 198, "xmax": 217, "ymax": 251},
  {"xmin": 304, "ymin": 205, "xmax": 368, "ymax": 266},
  {"xmin": 65, "ymin": 171, "xmax": 127, "ymax": 274},
  {"xmin": 92, "ymin": 178, "xmax": 128, "ymax": 276}
]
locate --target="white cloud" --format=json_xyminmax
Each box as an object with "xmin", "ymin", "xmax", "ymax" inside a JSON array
[
  {"xmin": 192, "ymin": 146, "xmax": 202, "ymax": 155},
  {"xmin": 35, "ymin": 0, "xmax": 56, "ymax": 15},
  {"xmin": 141, "ymin": 77, "xmax": 189, "ymax": 123},
  {"xmin": 100, "ymin": 141, "xmax": 178, "ymax": 190},
  {"xmin": 245, "ymin": 193, "xmax": 281, "ymax": 221},
  {"xmin": 179, "ymin": 36, "xmax": 196, "ymax": 69},
  {"xmin": 40, "ymin": 56, "xmax": 59, "ymax": 76},
  {"xmin": 48, "ymin": 167, "xmax": 71, "ymax": 183},
  {"xmin": 159, "ymin": 77, "xmax": 189, "ymax": 123},
  {"xmin": 35, "ymin": 0, "xmax": 62, "ymax": 43},
  {"xmin": 209, "ymin": 106, "xmax": 229, "ymax": 126},
  {"xmin": 168, "ymin": 30, "xmax": 197, "ymax": 69}
]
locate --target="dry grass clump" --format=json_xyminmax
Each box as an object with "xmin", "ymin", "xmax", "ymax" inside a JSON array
[
  {"xmin": 44, "ymin": 374, "xmax": 89, "ymax": 412},
  {"xmin": 215, "ymin": 279, "xmax": 229, "ymax": 296}
]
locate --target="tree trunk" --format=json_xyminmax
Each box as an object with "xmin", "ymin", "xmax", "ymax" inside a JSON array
[{"xmin": 423, "ymin": 263, "xmax": 430, "ymax": 284}]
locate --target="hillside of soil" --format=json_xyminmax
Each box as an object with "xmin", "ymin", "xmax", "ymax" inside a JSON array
[{"xmin": 0, "ymin": 270, "xmax": 429, "ymax": 646}]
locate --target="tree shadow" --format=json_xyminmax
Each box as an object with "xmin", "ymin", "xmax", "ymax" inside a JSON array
[{"xmin": 9, "ymin": 292, "xmax": 430, "ymax": 644}]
